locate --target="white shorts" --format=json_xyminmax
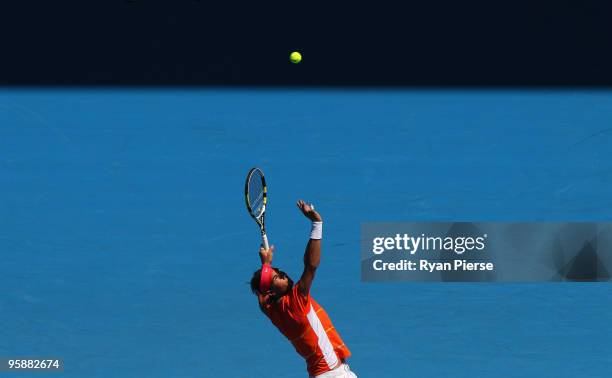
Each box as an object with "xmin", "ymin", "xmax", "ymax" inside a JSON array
[{"xmin": 312, "ymin": 363, "xmax": 358, "ymax": 378}]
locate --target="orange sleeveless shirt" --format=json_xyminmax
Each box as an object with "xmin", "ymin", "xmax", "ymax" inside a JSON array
[{"xmin": 263, "ymin": 283, "xmax": 351, "ymax": 377}]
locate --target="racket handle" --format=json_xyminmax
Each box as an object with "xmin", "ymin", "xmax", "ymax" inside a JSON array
[{"xmin": 262, "ymin": 233, "xmax": 270, "ymax": 250}]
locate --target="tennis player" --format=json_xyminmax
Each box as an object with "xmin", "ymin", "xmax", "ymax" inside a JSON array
[{"xmin": 250, "ymin": 200, "xmax": 357, "ymax": 378}]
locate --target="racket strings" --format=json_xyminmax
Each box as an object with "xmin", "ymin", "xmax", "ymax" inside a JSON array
[
  {"xmin": 250, "ymin": 190, "xmax": 264, "ymax": 213},
  {"xmin": 248, "ymin": 173, "xmax": 265, "ymax": 216}
]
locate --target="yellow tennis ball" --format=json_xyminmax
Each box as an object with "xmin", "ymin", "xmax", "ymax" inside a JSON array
[{"xmin": 290, "ymin": 51, "xmax": 302, "ymax": 64}]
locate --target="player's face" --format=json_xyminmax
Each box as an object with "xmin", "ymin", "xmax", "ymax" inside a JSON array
[{"xmin": 270, "ymin": 270, "xmax": 290, "ymax": 295}]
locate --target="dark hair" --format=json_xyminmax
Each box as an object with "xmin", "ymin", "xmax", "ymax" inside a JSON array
[
  {"xmin": 250, "ymin": 267, "xmax": 294, "ymax": 295},
  {"xmin": 250, "ymin": 268, "xmax": 263, "ymax": 294}
]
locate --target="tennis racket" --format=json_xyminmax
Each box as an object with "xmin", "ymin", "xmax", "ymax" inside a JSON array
[{"xmin": 245, "ymin": 167, "xmax": 269, "ymax": 249}]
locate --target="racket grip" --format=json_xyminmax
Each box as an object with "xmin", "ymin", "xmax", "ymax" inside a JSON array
[{"xmin": 262, "ymin": 233, "xmax": 270, "ymax": 250}]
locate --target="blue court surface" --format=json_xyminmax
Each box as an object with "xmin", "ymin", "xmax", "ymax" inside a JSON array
[{"xmin": 1, "ymin": 89, "xmax": 611, "ymax": 377}]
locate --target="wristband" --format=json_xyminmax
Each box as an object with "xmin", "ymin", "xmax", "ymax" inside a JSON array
[
  {"xmin": 260, "ymin": 263, "xmax": 273, "ymax": 293},
  {"xmin": 310, "ymin": 221, "xmax": 323, "ymax": 240}
]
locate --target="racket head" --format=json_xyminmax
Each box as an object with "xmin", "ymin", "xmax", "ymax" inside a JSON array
[{"xmin": 245, "ymin": 167, "xmax": 267, "ymax": 221}]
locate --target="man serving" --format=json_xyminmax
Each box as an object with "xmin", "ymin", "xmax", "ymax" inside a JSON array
[{"xmin": 250, "ymin": 200, "xmax": 357, "ymax": 378}]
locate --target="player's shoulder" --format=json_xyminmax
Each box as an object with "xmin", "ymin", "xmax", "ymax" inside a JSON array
[
  {"xmin": 267, "ymin": 285, "xmax": 310, "ymax": 316},
  {"xmin": 291, "ymin": 281, "xmax": 311, "ymax": 303}
]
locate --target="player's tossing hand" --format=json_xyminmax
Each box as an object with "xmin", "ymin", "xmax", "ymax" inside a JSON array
[
  {"xmin": 297, "ymin": 200, "xmax": 323, "ymax": 222},
  {"xmin": 259, "ymin": 245, "xmax": 274, "ymax": 265}
]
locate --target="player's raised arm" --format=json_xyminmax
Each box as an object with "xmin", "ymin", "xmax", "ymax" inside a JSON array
[{"xmin": 296, "ymin": 200, "xmax": 323, "ymax": 296}]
